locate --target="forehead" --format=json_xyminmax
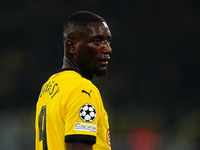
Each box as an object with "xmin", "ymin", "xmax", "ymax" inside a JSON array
[{"xmin": 85, "ymin": 21, "xmax": 111, "ymax": 37}]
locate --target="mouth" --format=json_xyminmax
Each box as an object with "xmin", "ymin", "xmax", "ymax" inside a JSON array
[
  {"xmin": 99, "ymin": 59, "xmax": 109, "ymax": 65},
  {"xmin": 98, "ymin": 57, "xmax": 110, "ymax": 66}
]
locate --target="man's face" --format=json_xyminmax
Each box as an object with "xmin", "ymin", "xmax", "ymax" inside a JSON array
[{"xmin": 74, "ymin": 21, "xmax": 112, "ymax": 77}]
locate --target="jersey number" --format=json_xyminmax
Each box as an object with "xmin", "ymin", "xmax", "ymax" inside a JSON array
[{"xmin": 38, "ymin": 105, "xmax": 48, "ymax": 150}]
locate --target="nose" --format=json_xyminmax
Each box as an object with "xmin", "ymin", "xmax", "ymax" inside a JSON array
[{"xmin": 102, "ymin": 41, "xmax": 112, "ymax": 53}]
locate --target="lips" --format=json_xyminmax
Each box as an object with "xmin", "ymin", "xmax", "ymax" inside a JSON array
[
  {"xmin": 99, "ymin": 60, "xmax": 109, "ymax": 65},
  {"xmin": 98, "ymin": 56, "xmax": 110, "ymax": 65}
]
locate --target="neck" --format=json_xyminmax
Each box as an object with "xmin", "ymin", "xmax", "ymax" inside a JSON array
[{"xmin": 62, "ymin": 56, "xmax": 93, "ymax": 80}]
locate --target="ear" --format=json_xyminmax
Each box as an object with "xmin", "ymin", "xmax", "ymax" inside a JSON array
[{"xmin": 65, "ymin": 39, "xmax": 76, "ymax": 54}]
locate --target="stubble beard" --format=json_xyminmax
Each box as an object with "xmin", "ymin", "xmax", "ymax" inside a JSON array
[{"xmin": 94, "ymin": 68, "xmax": 106, "ymax": 77}]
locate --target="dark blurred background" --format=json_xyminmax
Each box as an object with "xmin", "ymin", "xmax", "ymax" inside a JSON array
[{"xmin": 0, "ymin": 0, "xmax": 200, "ymax": 149}]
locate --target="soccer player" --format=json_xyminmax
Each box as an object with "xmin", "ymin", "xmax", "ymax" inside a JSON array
[{"xmin": 35, "ymin": 11, "xmax": 112, "ymax": 150}]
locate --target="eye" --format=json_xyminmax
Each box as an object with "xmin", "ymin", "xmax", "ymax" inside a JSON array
[
  {"xmin": 107, "ymin": 39, "xmax": 111, "ymax": 44},
  {"xmin": 107, "ymin": 37, "xmax": 112, "ymax": 44},
  {"xmin": 93, "ymin": 38, "xmax": 101, "ymax": 44}
]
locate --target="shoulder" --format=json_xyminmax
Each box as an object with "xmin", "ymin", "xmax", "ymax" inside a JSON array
[
  {"xmin": 51, "ymin": 70, "xmax": 99, "ymax": 93},
  {"xmin": 74, "ymin": 75, "xmax": 100, "ymax": 97}
]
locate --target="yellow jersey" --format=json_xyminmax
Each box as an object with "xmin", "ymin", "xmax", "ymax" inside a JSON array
[{"xmin": 35, "ymin": 70, "xmax": 111, "ymax": 150}]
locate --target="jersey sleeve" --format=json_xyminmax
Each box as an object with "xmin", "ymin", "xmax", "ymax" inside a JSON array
[{"xmin": 61, "ymin": 81, "xmax": 103, "ymax": 145}]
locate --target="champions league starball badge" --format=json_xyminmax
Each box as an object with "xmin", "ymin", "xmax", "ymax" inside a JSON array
[{"xmin": 79, "ymin": 104, "xmax": 96, "ymax": 122}]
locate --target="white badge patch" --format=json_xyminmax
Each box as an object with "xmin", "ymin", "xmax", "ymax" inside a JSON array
[
  {"xmin": 79, "ymin": 104, "xmax": 96, "ymax": 122},
  {"xmin": 74, "ymin": 122, "xmax": 97, "ymax": 133}
]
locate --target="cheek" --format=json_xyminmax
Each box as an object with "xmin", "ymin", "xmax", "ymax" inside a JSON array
[
  {"xmin": 83, "ymin": 46, "xmax": 99, "ymax": 63},
  {"xmin": 86, "ymin": 51, "xmax": 97, "ymax": 66},
  {"xmin": 77, "ymin": 47, "xmax": 98, "ymax": 67}
]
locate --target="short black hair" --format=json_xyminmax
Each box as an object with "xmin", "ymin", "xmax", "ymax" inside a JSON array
[{"xmin": 63, "ymin": 11, "xmax": 105, "ymax": 37}]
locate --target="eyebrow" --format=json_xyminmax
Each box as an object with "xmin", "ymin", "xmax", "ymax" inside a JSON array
[{"xmin": 90, "ymin": 35, "xmax": 112, "ymax": 40}]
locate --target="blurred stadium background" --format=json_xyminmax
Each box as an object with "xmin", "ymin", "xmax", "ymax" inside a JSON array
[{"xmin": 0, "ymin": 0, "xmax": 199, "ymax": 149}]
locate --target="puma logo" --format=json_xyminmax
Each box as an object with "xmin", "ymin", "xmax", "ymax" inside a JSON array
[{"xmin": 82, "ymin": 90, "xmax": 92, "ymax": 98}]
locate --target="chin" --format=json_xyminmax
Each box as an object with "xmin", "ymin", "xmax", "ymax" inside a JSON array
[{"xmin": 94, "ymin": 69, "xmax": 106, "ymax": 77}]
